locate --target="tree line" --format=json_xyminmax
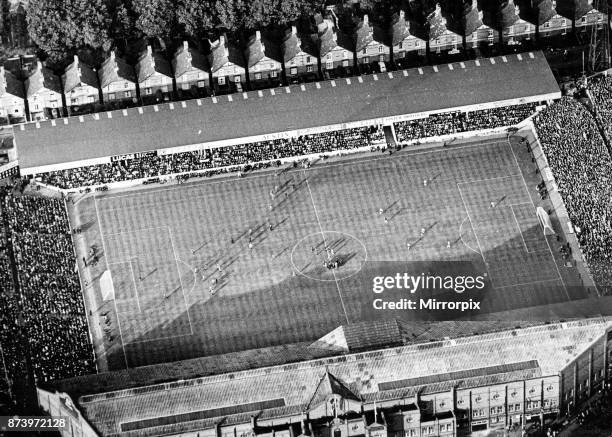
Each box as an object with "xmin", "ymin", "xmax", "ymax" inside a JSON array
[{"xmin": 26, "ymin": 0, "xmax": 326, "ymax": 65}]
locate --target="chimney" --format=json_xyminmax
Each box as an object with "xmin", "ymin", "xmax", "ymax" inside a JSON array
[
  {"xmin": 73, "ymin": 54, "xmax": 78, "ymax": 65},
  {"xmin": 363, "ymin": 14, "xmax": 369, "ymax": 25},
  {"xmin": 219, "ymin": 34, "xmax": 225, "ymax": 46},
  {"xmin": 36, "ymin": 60, "xmax": 43, "ymax": 72},
  {"xmin": 515, "ymin": 4, "xmax": 520, "ymax": 15},
  {"xmin": 472, "ymin": 0, "xmax": 478, "ymax": 9},
  {"xmin": 0, "ymin": 66, "xmax": 4, "ymax": 77},
  {"xmin": 255, "ymin": 30, "xmax": 261, "ymax": 40},
  {"xmin": 147, "ymin": 45, "xmax": 153, "ymax": 56},
  {"xmin": 399, "ymin": 10, "xmax": 405, "ymax": 20},
  {"xmin": 110, "ymin": 50, "xmax": 116, "ymax": 61},
  {"xmin": 183, "ymin": 40, "xmax": 188, "ymax": 51},
  {"xmin": 291, "ymin": 25, "xmax": 297, "ymax": 35},
  {"xmin": 435, "ymin": 3, "xmax": 441, "ymax": 15}
]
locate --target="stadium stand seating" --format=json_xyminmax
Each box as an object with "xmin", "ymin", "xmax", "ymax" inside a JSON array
[
  {"xmin": 534, "ymin": 96, "xmax": 612, "ymax": 295},
  {"xmin": 0, "ymin": 184, "xmax": 95, "ymax": 404},
  {"xmin": 394, "ymin": 103, "xmax": 537, "ymax": 142}
]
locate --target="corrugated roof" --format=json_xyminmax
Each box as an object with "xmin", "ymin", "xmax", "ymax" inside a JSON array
[
  {"xmin": 74, "ymin": 319, "xmax": 610, "ymax": 437},
  {"xmin": 15, "ymin": 51, "xmax": 560, "ymax": 171}
]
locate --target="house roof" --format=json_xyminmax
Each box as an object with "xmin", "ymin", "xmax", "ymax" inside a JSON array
[
  {"xmin": 0, "ymin": 67, "xmax": 24, "ymax": 99},
  {"xmin": 355, "ymin": 16, "xmax": 374, "ymax": 51},
  {"xmin": 281, "ymin": 29, "xmax": 318, "ymax": 64},
  {"xmin": 499, "ymin": 0, "xmax": 521, "ymax": 27},
  {"xmin": 535, "ymin": 0, "xmax": 558, "ymax": 24},
  {"xmin": 427, "ymin": 4, "xmax": 450, "ymax": 40},
  {"xmin": 135, "ymin": 46, "xmax": 172, "ymax": 83},
  {"xmin": 25, "ymin": 62, "xmax": 61, "ymax": 97},
  {"xmin": 575, "ymin": 0, "xmax": 595, "ymax": 19},
  {"xmin": 245, "ymin": 32, "xmax": 282, "ymax": 68},
  {"xmin": 15, "ymin": 51, "xmax": 561, "ymax": 171},
  {"xmin": 207, "ymin": 36, "xmax": 245, "ymax": 73},
  {"xmin": 463, "ymin": 2, "xmax": 486, "ymax": 35},
  {"xmin": 318, "ymin": 19, "xmax": 353, "ymax": 56},
  {"xmin": 62, "ymin": 56, "xmax": 98, "ymax": 93},
  {"xmin": 390, "ymin": 11, "xmax": 414, "ymax": 46},
  {"xmin": 172, "ymin": 42, "xmax": 208, "ymax": 78},
  {"xmin": 98, "ymin": 52, "xmax": 136, "ymax": 88},
  {"xmin": 61, "ymin": 319, "xmax": 611, "ymax": 437}
]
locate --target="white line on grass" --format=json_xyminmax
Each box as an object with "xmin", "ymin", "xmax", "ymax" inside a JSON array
[
  {"xmin": 457, "ymin": 174, "xmax": 523, "ymax": 186},
  {"xmin": 459, "ymin": 216, "xmax": 482, "ymax": 256},
  {"xmin": 168, "ymin": 227, "xmax": 195, "ymax": 336},
  {"xmin": 456, "ymin": 184, "xmax": 494, "ymax": 288},
  {"xmin": 510, "ymin": 205, "xmax": 529, "ymax": 253},
  {"xmin": 94, "ymin": 195, "xmax": 129, "ymax": 369},
  {"xmin": 506, "ymin": 139, "xmax": 569, "ymax": 300},
  {"xmin": 304, "ymin": 171, "xmax": 350, "ymax": 325},
  {"xmin": 128, "ymin": 260, "xmax": 142, "ymax": 313}
]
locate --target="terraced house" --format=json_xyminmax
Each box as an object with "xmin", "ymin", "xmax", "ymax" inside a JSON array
[
  {"xmin": 426, "ymin": 3, "xmax": 461, "ymax": 54},
  {"xmin": 281, "ymin": 26, "xmax": 319, "ymax": 82},
  {"xmin": 172, "ymin": 41, "xmax": 209, "ymax": 96},
  {"xmin": 318, "ymin": 18, "xmax": 355, "ymax": 75},
  {"xmin": 557, "ymin": 0, "xmax": 607, "ymax": 32},
  {"xmin": 245, "ymin": 31, "xmax": 283, "ymax": 88},
  {"xmin": 207, "ymin": 35, "xmax": 247, "ymax": 93},
  {"xmin": 354, "ymin": 15, "xmax": 390, "ymax": 69},
  {"xmin": 135, "ymin": 45, "xmax": 173, "ymax": 102},
  {"xmin": 25, "ymin": 61, "xmax": 62, "ymax": 121},
  {"xmin": 498, "ymin": 0, "xmax": 536, "ymax": 45},
  {"xmin": 61, "ymin": 55, "xmax": 100, "ymax": 110},
  {"xmin": 389, "ymin": 10, "xmax": 426, "ymax": 64},
  {"xmin": 533, "ymin": 0, "xmax": 572, "ymax": 38},
  {"xmin": 98, "ymin": 51, "xmax": 137, "ymax": 104},
  {"xmin": 0, "ymin": 66, "xmax": 25, "ymax": 124},
  {"xmin": 463, "ymin": 0, "xmax": 499, "ymax": 49}
]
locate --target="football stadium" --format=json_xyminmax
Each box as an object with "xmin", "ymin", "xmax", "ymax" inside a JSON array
[{"xmin": 1, "ymin": 50, "xmax": 612, "ymax": 437}]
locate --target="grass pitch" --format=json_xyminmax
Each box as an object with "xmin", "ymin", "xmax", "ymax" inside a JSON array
[{"xmin": 73, "ymin": 136, "xmax": 584, "ymax": 369}]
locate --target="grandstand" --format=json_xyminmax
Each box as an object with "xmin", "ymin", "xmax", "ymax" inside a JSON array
[
  {"xmin": 38, "ymin": 318, "xmax": 612, "ymax": 437},
  {"xmin": 14, "ymin": 52, "xmax": 559, "ymax": 178}
]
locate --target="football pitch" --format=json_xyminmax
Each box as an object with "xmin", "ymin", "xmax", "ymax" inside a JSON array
[{"xmin": 73, "ymin": 135, "xmax": 585, "ymax": 369}]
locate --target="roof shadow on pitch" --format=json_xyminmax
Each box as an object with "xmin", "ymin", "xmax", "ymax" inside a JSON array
[{"xmin": 120, "ymin": 220, "xmax": 601, "ymax": 369}]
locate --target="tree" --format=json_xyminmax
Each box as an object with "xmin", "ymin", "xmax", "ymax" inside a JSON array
[
  {"xmin": 132, "ymin": 0, "xmax": 176, "ymax": 40},
  {"xmin": 26, "ymin": 0, "xmax": 112, "ymax": 62},
  {"xmin": 177, "ymin": 0, "xmax": 215, "ymax": 38}
]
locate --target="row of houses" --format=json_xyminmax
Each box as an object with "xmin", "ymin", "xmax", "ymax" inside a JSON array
[{"xmin": 0, "ymin": 0, "xmax": 606, "ymax": 123}]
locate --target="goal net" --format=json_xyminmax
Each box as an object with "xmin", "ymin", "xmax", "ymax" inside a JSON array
[{"xmin": 536, "ymin": 206, "xmax": 555, "ymax": 236}]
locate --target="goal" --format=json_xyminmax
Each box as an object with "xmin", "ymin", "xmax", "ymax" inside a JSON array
[{"xmin": 536, "ymin": 206, "xmax": 555, "ymax": 236}]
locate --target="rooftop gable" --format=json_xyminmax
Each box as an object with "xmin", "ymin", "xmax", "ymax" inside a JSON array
[
  {"xmin": 135, "ymin": 45, "xmax": 172, "ymax": 83},
  {"xmin": 62, "ymin": 55, "xmax": 99, "ymax": 93},
  {"xmin": 173, "ymin": 41, "xmax": 208, "ymax": 79},
  {"xmin": 0, "ymin": 66, "xmax": 24, "ymax": 98},
  {"xmin": 25, "ymin": 61, "xmax": 61, "ymax": 97},
  {"xmin": 98, "ymin": 51, "xmax": 136, "ymax": 88}
]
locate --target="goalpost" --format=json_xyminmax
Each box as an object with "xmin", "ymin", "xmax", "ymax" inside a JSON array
[{"xmin": 536, "ymin": 206, "xmax": 555, "ymax": 236}]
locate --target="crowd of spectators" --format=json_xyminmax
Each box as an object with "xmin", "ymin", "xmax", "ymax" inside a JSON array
[
  {"xmin": 0, "ymin": 184, "xmax": 95, "ymax": 405},
  {"xmin": 589, "ymin": 75, "xmax": 612, "ymax": 144},
  {"xmin": 39, "ymin": 126, "xmax": 384, "ymax": 189},
  {"xmin": 394, "ymin": 103, "xmax": 537, "ymax": 142},
  {"xmin": 534, "ymin": 97, "xmax": 612, "ymax": 294}
]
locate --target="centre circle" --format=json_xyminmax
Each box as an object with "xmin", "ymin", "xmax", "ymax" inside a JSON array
[{"xmin": 290, "ymin": 231, "xmax": 367, "ymax": 282}]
